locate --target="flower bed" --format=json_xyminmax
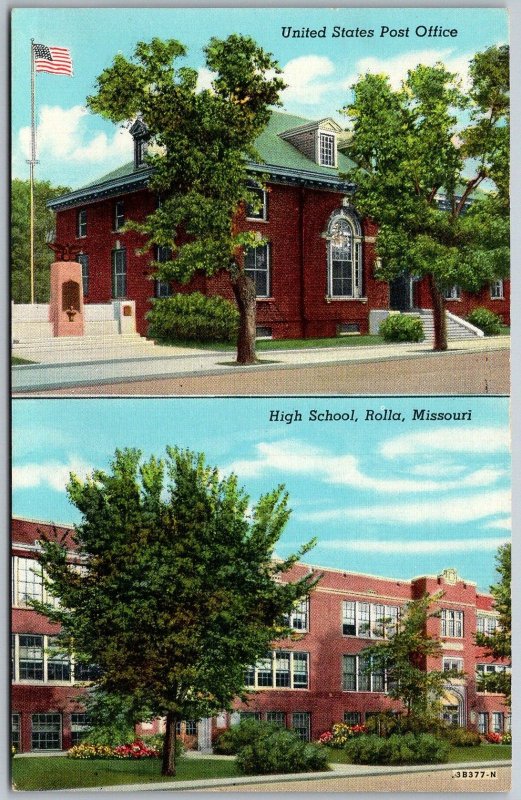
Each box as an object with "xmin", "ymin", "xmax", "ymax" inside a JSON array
[
  {"xmin": 318, "ymin": 722, "xmax": 367, "ymax": 747},
  {"xmin": 68, "ymin": 739, "xmax": 160, "ymax": 760},
  {"xmin": 485, "ymin": 732, "xmax": 504, "ymax": 744}
]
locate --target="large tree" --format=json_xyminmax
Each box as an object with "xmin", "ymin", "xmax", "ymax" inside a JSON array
[
  {"xmin": 11, "ymin": 178, "xmax": 70, "ymax": 303},
  {"xmin": 34, "ymin": 447, "xmax": 317, "ymax": 775},
  {"xmin": 343, "ymin": 45, "xmax": 509, "ymax": 351},
  {"xmin": 86, "ymin": 36, "xmax": 285, "ymax": 364},
  {"xmin": 476, "ymin": 542, "xmax": 511, "ymax": 703},
  {"xmin": 361, "ymin": 593, "xmax": 460, "ymax": 724}
]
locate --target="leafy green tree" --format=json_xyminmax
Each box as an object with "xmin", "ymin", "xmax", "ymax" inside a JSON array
[
  {"xmin": 343, "ymin": 45, "xmax": 509, "ymax": 351},
  {"xmin": 34, "ymin": 447, "xmax": 317, "ymax": 776},
  {"xmin": 86, "ymin": 36, "xmax": 285, "ymax": 364},
  {"xmin": 476, "ymin": 542, "xmax": 511, "ymax": 703},
  {"xmin": 11, "ymin": 178, "xmax": 70, "ymax": 303},
  {"xmin": 361, "ymin": 593, "xmax": 461, "ymax": 724}
]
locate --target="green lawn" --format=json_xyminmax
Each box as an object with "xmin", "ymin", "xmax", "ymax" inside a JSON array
[
  {"xmin": 327, "ymin": 744, "xmax": 511, "ymax": 765},
  {"xmin": 12, "ymin": 755, "xmax": 239, "ymax": 791},
  {"xmin": 155, "ymin": 335, "xmax": 385, "ymax": 352}
]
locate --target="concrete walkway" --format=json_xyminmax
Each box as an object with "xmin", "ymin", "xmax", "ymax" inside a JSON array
[
  {"xmin": 12, "ymin": 336, "xmax": 510, "ymax": 393},
  {"xmin": 64, "ymin": 760, "xmax": 510, "ymax": 793}
]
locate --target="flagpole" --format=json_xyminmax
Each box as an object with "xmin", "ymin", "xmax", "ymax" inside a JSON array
[{"xmin": 29, "ymin": 38, "xmax": 36, "ymax": 304}]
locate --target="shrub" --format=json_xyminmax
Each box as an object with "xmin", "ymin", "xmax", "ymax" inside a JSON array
[
  {"xmin": 345, "ymin": 733, "xmax": 449, "ymax": 765},
  {"xmin": 236, "ymin": 727, "xmax": 329, "ymax": 775},
  {"xmin": 113, "ymin": 739, "xmax": 160, "ymax": 759},
  {"xmin": 147, "ymin": 292, "xmax": 239, "ymax": 343},
  {"xmin": 83, "ymin": 723, "xmax": 136, "ymax": 747},
  {"xmin": 379, "ymin": 314, "xmax": 425, "ymax": 343},
  {"xmin": 67, "ymin": 743, "xmax": 114, "ymax": 759},
  {"xmin": 446, "ymin": 727, "xmax": 482, "ymax": 747},
  {"xmin": 466, "ymin": 307, "xmax": 503, "ymax": 336},
  {"xmin": 502, "ymin": 731, "xmax": 512, "ymax": 745},
  {"xmin": 213, "ymin": 719, "xmax": 280, "ymax": 755}
]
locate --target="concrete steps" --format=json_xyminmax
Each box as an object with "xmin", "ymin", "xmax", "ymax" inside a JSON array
[{"xmin": 404, "ymin": 310, "xmax": 483, "ymax": 343}]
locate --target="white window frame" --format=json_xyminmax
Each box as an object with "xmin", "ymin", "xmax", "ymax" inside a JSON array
[
  {"xmin": 342, "ymin": 600, "xmax": 400, "ymax": 639},
  {"xmin": 111, "ymin": 247, "xmax": 127, "ymax": 299},
  {"xmin": 491, "ymin": 712, "xmax": 504, "ymax": 733},
  {"xmin": 292, "ymin": 711, "xmax": 310, "ymax": 741},
  {"xmin": 476, "ymin": 663, "xmax": 510, "ymax": 676},
  {"xmin": 441, "ymin": 609, "xmax": 464, "ymax": 638},
  {"xmin": 478, "ymin": 712, "xmax": 489, "ymax": 734},
  {"xmin": 326, "ymin": 211, "xmax": 363, "ymax": 299},
  {"xmin": 244, "ymin": 243, "xmax": 270, "ymax": 298},
  {"xmin": 12, "ymin": 632, "xmax": 96, "ymax": 686},
  {"xmin": 31, "ymin": 713, "xmax": 62, "ymax": 751},
  {"xmin": 443, "ymin": 657, "xmax": 463, "ymax": 672},
  {"xmin": 283, "ymin": 599, "xmax": 308, "ymax": 632},
  {"xmin": 477, "ymin": 615, "xmax": 499, "ymax": 636},
  {"xmin": 318, "ymin": 131, "xmax": 336, "ymax": 167},
  {"xmin": 78, "ymin": 252, "xmax": 89, "ymax": 297},
  {"xmin": 12, "ymin": 556, "xmax": 59, "ymax": 609},
  {"xmin": 114, "ymin": 201, "xmax": 125, "ymax": 231},
  {"xmin": 443, "ymin": 286, "xmax": 461, "ymax": 300},
  {"xmin": 246, "ymin": 182, "xmax": 268, "ymax": 221},
  {"xmin": 245, "ymin": 650, "xmax": 309, "ymax": 690},
  {"xmin": 490, "ymin": 280, "xmax": 504, "ymax": 299},
  {"xmin": 77, "ymin": 209, "xmax": 87, "ymax": 238}
]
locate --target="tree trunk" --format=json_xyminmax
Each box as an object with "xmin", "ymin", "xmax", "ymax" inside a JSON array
[
  {"xmin": 232, "ymin": 271, "xmax": 257, "ymax": 365},
  {"xmin": 428, "ymin": 275, "xmax": 448, "ymax": 352},
  {"xmin": 161, "ymin": 711, "xmax": 177, "ymax": 777}
]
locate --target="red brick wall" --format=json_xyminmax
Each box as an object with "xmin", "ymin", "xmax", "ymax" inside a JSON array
[{"xmin": 415, "ymin": 281, "xmax": 510, "ymax": 326}]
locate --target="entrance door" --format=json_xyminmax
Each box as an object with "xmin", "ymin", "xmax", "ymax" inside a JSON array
[{"xmin": 389, "ymin": 273, "xmax": 413, "ymax": 311}]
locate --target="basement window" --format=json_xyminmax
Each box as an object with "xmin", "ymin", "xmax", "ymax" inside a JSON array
[
  {"xmin": 255, "ymin": 326, "xmax": 272, "ymax": 340},
  {"xmin": 337, "ymin": 322, "xmax": 360, "ymax": 336}
]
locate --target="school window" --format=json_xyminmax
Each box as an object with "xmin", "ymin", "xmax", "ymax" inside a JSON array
[
  {"xmin": 245, "ymin": 651, "xmax": 309, "ymax": 689},
  {"xmin": 343, "ymin": 711, "xmax": 361, "ymax": 726},
  {"xmin": 14, "ymin": 557, "xmax": 43, "ymax": 606},
  {"xmin": 318, "ymin": 132, "xmax": 335, "ymax": 167},
  {"xmin": 342, "ymin": 654, "xmax": 389, "ymax": 693},
  {"xmin": 11, "ymin": 713, "xmax": 20, "ymax": 751},
  {"xmin": 134, "ymin": 137, "xmax": 148, "ymax": 168},
  {"xmin": 71, "ymin": 713, "xmax": 91, "ymax": 746},
  {"xmin": 342, "ymin": 601, "xmax": 400, "ymax": 639},
  {"xmin": 292, "ymin": 712, "xmax": 310, "ymax": 742},
  {"xmin": 327, "ymin": 214, "xmax": 363, "ymax": 299},
  {"xmin": 490, "ymin": 280, "xmax": 504, "ymax": 299},
  {"xmin": 114, "ymin": 201, "xmax": 125, "ymax": 231},
  {"xmin": 244, "ymin": 243, "xmax": 270, "ymax": 298},
  {"xmin": 282, "ymin": 599, "xmax": 308, "ymax": 632},
  {"xmin": 441, "ymin": 609, "xmax": 464, "ymax": 638},
  {"xmin": 77, "ymin": 253, "xmax": 89, "ymax": 297},
  {"xmin": 77, "ymin": 209, "xmax": 87, "ymax": 237},
  {"xmin": 443, "ymin": 286, "xmax": 461, "ymax": 300},
  {"xmin": 476, "ymin": 663, "xmax": 510, "ymax": 677},
  {"xmin": 266, "ymin": 711, "xmax": 286, "ymax": 726},
  {"xmin": 443, "ymin": 657, "xmax": 463, "ymax": 672},
  {"xmin": 246, "ymin": 181, "xmax": 268, "ymax": 220},
  {"xmin": 240, "ymin": 712, "xmax": 261, "ymax": 722},
  {"xmin": 185, "ymin": 720, "xmax": 198, "ymax": 736},
  {"xmin": 111, "ymin": 248, "xmax": 127, "ymax": 298},
  {"xmin": 74, "ymin": 662, "xmax": 100, "ymax": 682},
  {"xmin": 19, "ymin": 635, "xmax": 44, "ymax": 681},
  {"xmin": 478, "ymin": 712, "xmax": 489, "ymax": 734},
  {"xmin": 31, "ymin": 713, "xmax": 62, "ymax": 751},
  {"xmin": 491, "ymin": 712, "xmax": 504, "ymax": 733},
  {"xmin": 477, "ymin": 615, "xmax": 499, "ymax": 635},
  {"xmin": 46, "ymin": 637, "xmax": 71, "ymax": 682}
]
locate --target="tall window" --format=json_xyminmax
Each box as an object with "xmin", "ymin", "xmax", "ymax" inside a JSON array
[
  {"xmin": 244, "ymin": 651, "xmax": 308, "ymax": 689},
  {"xmin": 246, "ymin": 181, "xmax": 268, "ymax": 221},
  {"xmin": 327, "ymin": 212, "xmax": 362, "ymax": 299},
  {"xmin": 15, "ymin": 558, "xmax": 43, "ymax": 606},
  {"xmin": 112, "ymin": 248, "xmax": 127, "ymax": 298},
  {"xmin": 19, "ymin": 635, "xmax": 44, "ymax": 681},
  {"xmin": 478, "ymin": 712, "xmax": 489, "ymax": 734},
  {"xmin": 441, "ymin": 609, "xmax": 464, "ymax": 638},
  {"xmin": 71, "ymin": 713, "xmax": 91, "ymax": 746},
  {"xmin": 11, "ymin": 714, "xmax": 20, "ymax": 751},
  {"xmin": 77, "ymin": 209, "xmax": 87, "ymax": 237},
  {"xmin": 31, "ymin": 713, "xmax": 61, "ymax": 750},
  {"xmin": 491, "ymin": 712, "xmax": 504, "ymax": 733},
  {"xmin": 318, "ymin": 132, "xmax": 335, "ymax": 167},
  {"xmin": 47, "ymin": 637, "xmax": 71, "ymax": 682},
  {"xmin": 342, "ymin": 654, "xmax": 389, "ymax": 693},
  {"xmin": 155, "ymin": 246, "xmax": 172, "ymax": 298},
  {"xmin": 292, "ymin": 712, "xmax": 310, "ymax": 742},
  {"xmin": 244, "ymin": 243, "xmax": 270, "ymax": 298},
  {"xmin": 114, "ymin": 201, "xmax": 125, "ymax": 231},
  {"xmin": 134, "ymin": 138, "xmax": 148, "ymax": 168},
  {"xmin": 78, "ymin": 253, "xmax": 89, "ymax": 297},
  {"xmin": 283, "ymin": 599, "xmax": 308, "ymax": 631},
  {"xmin": 490, "ymin": 280, "xmax": 504, "ymax": 299},
  {"xmin": 477, "ymin": 615, "xmax": 498, "ymax": 635}
]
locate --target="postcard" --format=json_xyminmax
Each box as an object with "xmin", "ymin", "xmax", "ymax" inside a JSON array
[{"xmin": 10, "ymin": 4, "xmax": 511, "ymax": 797}]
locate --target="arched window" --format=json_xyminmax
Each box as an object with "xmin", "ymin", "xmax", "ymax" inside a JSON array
[{"xmin": 326, "ymin": 210, "xmax": 363, "ymax": 299}]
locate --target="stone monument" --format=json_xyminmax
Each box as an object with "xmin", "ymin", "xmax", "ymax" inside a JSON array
[{"xmin": 48, "ymin": 243, "xmax": 85, "ymax": 337}]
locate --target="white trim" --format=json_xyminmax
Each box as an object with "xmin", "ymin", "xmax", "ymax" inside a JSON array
[{"xmin": 446, "ymin": 310, "xmax": 484, "ymax": 338}]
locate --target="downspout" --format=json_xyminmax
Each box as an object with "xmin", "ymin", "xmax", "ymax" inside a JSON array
[{"xmin": 299, "ymin": 188, "xmax": 306, "ymax": 337}]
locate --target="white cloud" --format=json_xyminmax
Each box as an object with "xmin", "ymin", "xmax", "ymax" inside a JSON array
[
  {"xmin": 319, "ymin": 536, "xmax": 510, "ymax": 555},
  {"xmin": 484, "ymin": 518, "xmax": 511, "ymax": 531},
  {"xmin": 299, "ymin": 489, "xmax": 510, "ymax": 525},
  {"xmin": 381, "ymin": 427, "xmax": 510, "ymax": 459},
  {"xmin": 281, "ymin": 55, "xmax": 337, "ymax": 105},
  {"xmin": 196, "ymin": 67, "xmax": 215, "ymax": 93},
  {"xmin": 409, "ymin": 461, "xmax": 466, "ymax": 477},
  {"xmin": 342, "ymin": 49, "xmax": 472, "ymax": 93},
  {"xmin": 12, "ymin": 457, "xmax": 92, "ymax": 492},
  {"xmin": 226, "ymin": 440, "xmax": 503, "ymax": 494},
  {"xmin": 18, "ymin": 105, "xmax": 132, "ymax": 164}
]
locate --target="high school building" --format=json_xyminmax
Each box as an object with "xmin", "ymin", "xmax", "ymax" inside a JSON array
[
  {"xmin": 47, "ymin": 111, "xmax": 509, "ymax": 340},
  {"xmin": 12, "ymin": 516, "xmax": 510, "ymax": 752}
]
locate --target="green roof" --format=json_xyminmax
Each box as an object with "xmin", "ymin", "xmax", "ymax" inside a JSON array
[{"xmin": 48, "ymin": 111, "xmax": 354, "ymax": 210}]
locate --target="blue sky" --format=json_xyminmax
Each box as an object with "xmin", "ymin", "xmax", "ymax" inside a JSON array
[
  {"xmin": 12, "ymin": 397, "xmax": 510, "ymax": 593},
  {"xmin": 11, "ymin": 7, "xmax": 508, "ymax": 188}
]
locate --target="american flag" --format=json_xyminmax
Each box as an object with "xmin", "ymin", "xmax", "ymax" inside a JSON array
[{"xmin": 33, "ymin": 43, "xmax": 73, "ymax": 76}]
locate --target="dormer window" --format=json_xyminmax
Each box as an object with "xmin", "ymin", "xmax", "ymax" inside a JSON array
[
  {"xmin": 129, "ymin": 118, "xmax": 150, "ymax": 169},
  {"xmin": 134, "ymin": 138, "xmax": 148, "ymax": 168},
  {"xmin": 319, "ymin": 132, "xmax": 336, "ymax": 167}
]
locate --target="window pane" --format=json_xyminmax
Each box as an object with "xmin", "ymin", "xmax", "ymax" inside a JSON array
[
  {"xmin": 266, "ymin": 712, "xmax": 285, "ymax": 726},
  {"xmin": 342, "ymin": 655, "xmax": 356, "ymax": 691},
  {"xmin": 256, "ymin": 654, "xmax": 273, "ymax": 687},
  {"xmin": 18, "ymin": 558, "xmax": 43, "ymax": 606},
  {"xmin": 78, "ymin": 254, "xmax": 89, "ymax": 296},
  {"xmin": 19, "ymin": 635, "xmax": 44, "ymax": 680},
  {"xmin": 292, "ymin": 652, "xmax": 308, "ymax": 689},
  {"xmin": 244, "ymin": 245, "xmax": 269, "ymax": 298},
  {"xmin": 47, "ymin": 638, "xmax": 71, "ymax": 681},
  {"xmin": 31, "ymin": 713, "xmax": 61, "ymax": 750},
  {"xmin": 275, "ymin": 651, "xmax": 290, "ymax": 687},
  {"xmin": 292, "ymin": 712, "xmax": 310, "ymax": 742},
  {"xmin": 344, "ymin": 711, "xmax": 361, "ymax": 726},
  {"xmin": 342, "ymin": 601, "xmax": 356, "ymax": 636}
]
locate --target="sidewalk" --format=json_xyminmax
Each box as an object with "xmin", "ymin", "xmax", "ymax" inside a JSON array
[
  {"xmin": 65, "ymin": 760, "xmax": 511, "ymax": 793},
  {"xmin": 12, "ymin": 336, "xmax": 510, "ymax": 393}
]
